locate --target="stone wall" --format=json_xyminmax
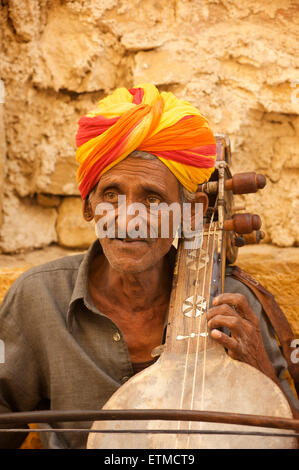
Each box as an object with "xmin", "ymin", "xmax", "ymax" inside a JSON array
[{"xmin": 0, "ymin": 0, "xmax": 298, "ymax": 253}]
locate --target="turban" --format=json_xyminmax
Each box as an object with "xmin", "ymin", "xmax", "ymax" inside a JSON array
[{"xmin": 76, "ymin": 83, "xmax": 216, "ymax": 199}]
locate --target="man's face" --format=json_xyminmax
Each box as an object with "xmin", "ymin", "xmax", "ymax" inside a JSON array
[{"xmin": 87, "ymin": 157, "xmax": 181, "ymax": 274}]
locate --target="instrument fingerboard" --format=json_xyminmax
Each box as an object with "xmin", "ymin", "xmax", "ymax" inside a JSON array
[{"xmin": 163, "ymin": 225, "xmax": 222, "ymax": 357}]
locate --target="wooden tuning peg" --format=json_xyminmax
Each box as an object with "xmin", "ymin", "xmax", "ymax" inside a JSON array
[
  {"xmin": 232, "ymin": 231, "xmax": 265, "ymax": 247},
  {"xmin": 224, "ymin": 213, "xmax": 262, "ymax": 234},
  {"xmin": 242, "ymin": 230, "xmax": 265, "ymax": 245},
  {"xmin": 225, "ymin": 172, "xmax": 266, "ymax": 195}
]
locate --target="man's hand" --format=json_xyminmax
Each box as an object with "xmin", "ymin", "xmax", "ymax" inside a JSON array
[{"xmin": 207, "ymin": 293, "xmax": 279, "ymax": 383}]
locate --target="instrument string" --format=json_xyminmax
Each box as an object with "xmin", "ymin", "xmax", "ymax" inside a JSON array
[
  {"xmin": 175, "ymin": 219, "xmax": 208, "ymax": 447},
  {"xmin": 186, "ymin": 206, "xmax": 216, "ymax": 447},
  {"xmin": 175, "ymin": 245, "xmax": 191, "ymax": 449},
  {"xmin": 199, "ymin": 222, "xmax": 217, "ymax": 412},
  {"xmin": 176, "ymin": 199, "xmax": 217, "ymax": 448}
]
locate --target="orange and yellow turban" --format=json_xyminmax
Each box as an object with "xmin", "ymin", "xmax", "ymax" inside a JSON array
[{"xmin": 76, "ymin": 83, "xmax": 216, "ymax": 199}]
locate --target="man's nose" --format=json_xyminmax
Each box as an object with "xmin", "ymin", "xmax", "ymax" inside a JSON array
[{"xmin": 116, "ymin": 196, "xmax": 148, "ymax": 238}]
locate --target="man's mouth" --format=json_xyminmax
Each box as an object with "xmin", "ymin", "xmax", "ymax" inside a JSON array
[{"xmin": 113, "ymin": 237, "xmax": 148, "ymax": 243}]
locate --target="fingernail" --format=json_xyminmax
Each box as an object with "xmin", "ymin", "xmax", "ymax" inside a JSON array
[{"xmin": 212, "ymin": 329, "xmax": 221, "ymax": 338}]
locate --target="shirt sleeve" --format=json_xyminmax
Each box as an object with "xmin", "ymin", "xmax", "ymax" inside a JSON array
[
  {"xmin": 224, "ymin": 275, "xmax": 299, "ymax": 412},
  {"xmin": 0, "ymin": 281, "xmax": 44, "ymax": 449}
]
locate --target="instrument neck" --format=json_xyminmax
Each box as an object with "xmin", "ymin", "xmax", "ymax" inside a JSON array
[{"xmin": 162, "ymin": 225, "xmax": 224, "ymax": 358}]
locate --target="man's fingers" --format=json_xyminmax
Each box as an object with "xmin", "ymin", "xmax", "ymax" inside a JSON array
[
  {"xmin": 207, "ymin": 303, "xmax": 239, "ymax": 320},
  {"xmin": 212, "ymin": 293, "xmax": 258, "ymax": 324},
  {"xmin": 210, "ymin": 328, "xmax": 239, "ymax": 353},
  {"xmin": 207, "ymin": 313, "xmax": 241, "ymax": 334}
]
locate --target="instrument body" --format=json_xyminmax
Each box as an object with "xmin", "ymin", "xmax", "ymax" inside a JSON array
[{"xmin": 87, "ymin": 135, "xmax": 297, "ymax": 449}]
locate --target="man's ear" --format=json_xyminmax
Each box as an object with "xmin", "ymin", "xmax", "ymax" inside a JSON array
[
  {"xmin": 193, "ymin": 191, "xmax": 209, "ymax": 216},
  {"xmin": 82, "ymin": 198, "xmax": 94, "ymax": 222}
]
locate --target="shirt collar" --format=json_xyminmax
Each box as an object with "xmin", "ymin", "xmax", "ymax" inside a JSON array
[{"xmin": 66, "ymin": 239, "xmax": 103, "ymax": 329}]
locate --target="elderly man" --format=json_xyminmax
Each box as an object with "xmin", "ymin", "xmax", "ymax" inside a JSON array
[{"xmin": 0, "ymin": 84, "xmax": 298, "ymax": 449}]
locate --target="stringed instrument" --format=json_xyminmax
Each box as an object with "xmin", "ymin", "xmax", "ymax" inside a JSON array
[{"xmin": 87, "ymin": 134, "xmax": 297, "ymax": 449}]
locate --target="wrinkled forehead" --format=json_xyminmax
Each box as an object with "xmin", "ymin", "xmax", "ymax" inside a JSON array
[
  {"xmin": 92, "ymin": 153, "xmax": 181, "ymax": 202},
  {"xmin": 101, "ymin": 153, "xmax": 177, "ymax": 183}
]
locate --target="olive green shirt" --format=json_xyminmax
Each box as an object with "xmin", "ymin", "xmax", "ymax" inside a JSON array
[{"xmin": 0, "ymin": 240, "xmax": 297, "ymax": 449}]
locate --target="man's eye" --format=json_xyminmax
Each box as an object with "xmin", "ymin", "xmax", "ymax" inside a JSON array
[
  {"xmin": 147, "ymin": 196, "xmax": 161, "ymax": 205},
  {"xmin": 104, "ymin": 192, "xmax": 118, "ymax": 201}
]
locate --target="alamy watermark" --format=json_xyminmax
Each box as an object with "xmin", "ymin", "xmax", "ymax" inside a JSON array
[
  {"xmin": 94, "ymin": 196, "xmax": 203, "ymax": 249},
  {"xmin": 290, "ymin": 339, "xmax": 299, "ymax": 364}
]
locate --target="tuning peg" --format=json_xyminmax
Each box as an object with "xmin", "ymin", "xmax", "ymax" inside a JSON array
[
  {"xmin": 242, "ymin": 230, "xmax": 265, "ymax": 244},
  {"xmin": 224, "ymin": 213, "xmax": 262, "ymax": 234},
  {"xmin": 225, "ymin": 172, "xmax": 266, "ymax": 195},
  {"xmin": 232, "ymin": 230, "xmax": 265, "ymax": 247}
]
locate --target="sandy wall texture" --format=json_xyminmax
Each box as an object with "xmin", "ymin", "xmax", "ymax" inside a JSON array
[{"xmin": 0, "ymin": 0, "xmax": 298, "ymax": 253}]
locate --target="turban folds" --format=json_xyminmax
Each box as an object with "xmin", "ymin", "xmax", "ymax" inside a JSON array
[{"xmin": 76, "ymin": 83, "xmax": 216, "ymax": 199}]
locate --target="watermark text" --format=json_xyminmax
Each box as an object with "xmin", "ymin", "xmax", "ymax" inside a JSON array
[
  {"xmin": 94, "ymin": 197, "xmax": 203, "ymax": 249},
  {"xmin": 290, "ymin": 339, "xmax": 299, "ymax": 364}
]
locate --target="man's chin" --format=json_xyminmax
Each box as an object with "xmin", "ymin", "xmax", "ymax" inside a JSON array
[
  {"xmin": 104, "ymin": 255, "xmax": 153, "ymax": 274},
  {"xmin": 99, "ymin": 237, "xmax": 173, "ymax": 274},
  {"xmin": 100, "ymin": 238, "xmax": 154, "ymax": 273}
]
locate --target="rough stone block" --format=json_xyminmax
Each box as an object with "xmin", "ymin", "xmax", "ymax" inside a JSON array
[
  {"xmin": 32, "ymin": 6, "xmax": 121, "ymax": 93},
  {"xmin": 0, "ymin": 191, "xmax": 57, "ymax": 253},
  {"xmin": 56, "ymin": 197, "xmax": 96, "ymax": 249}
]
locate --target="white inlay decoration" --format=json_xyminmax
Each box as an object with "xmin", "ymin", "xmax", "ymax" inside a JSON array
[
  {"xmin": 182, "ymin": 295, "xmax": 207, "ymax": 318},
  {"xmin": 176, "ymin": 332, "xmax": 209, "ymax": 341}
]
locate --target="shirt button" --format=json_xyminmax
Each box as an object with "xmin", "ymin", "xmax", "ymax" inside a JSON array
[{"xmin": 113, "ymin": 331, "xmax": 121, "ymax": 342}]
